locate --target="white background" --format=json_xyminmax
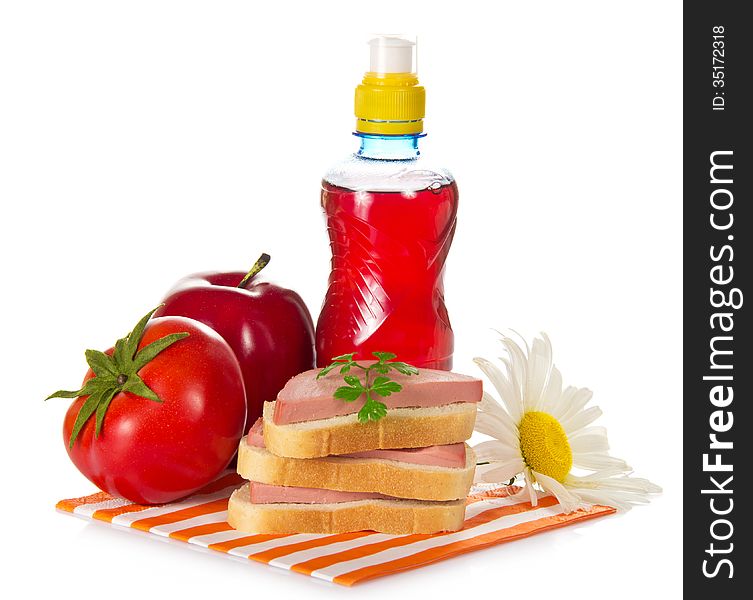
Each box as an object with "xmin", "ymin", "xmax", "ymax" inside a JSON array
[{"xmin": 1, "ymin": 1, "xmax": 682, "ymax": 598}]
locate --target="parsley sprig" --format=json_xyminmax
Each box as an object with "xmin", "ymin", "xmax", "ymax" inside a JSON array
[{"xmin": 317, "ymin": 352, "xmax": 419, "ymax": 422}]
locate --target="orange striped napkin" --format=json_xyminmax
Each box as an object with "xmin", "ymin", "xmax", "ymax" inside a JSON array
[{"xmin": 57, "ymin": 471, "xmax": 614, "ymax": 585}]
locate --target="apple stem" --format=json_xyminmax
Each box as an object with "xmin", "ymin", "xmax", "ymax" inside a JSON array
[{"xmin": 238, "ymin": 253, "xmax": 271, "ymax": 289}]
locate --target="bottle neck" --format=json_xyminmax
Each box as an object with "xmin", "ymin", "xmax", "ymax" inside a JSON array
[{"xmin": 355, "ymin": 133, "xmax": 422, "ymax": 160}]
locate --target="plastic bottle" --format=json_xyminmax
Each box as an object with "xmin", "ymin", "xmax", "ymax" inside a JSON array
[{"xmin": 316, "ymin": 35, "xmax": 457, "ymax": 370}]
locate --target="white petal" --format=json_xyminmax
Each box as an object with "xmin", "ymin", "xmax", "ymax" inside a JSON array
[
  {"xmin": 558, "ymin": 386, "xmax": 594, "ymax": 423},
  {"xmin": 473, "ymin": 439, "xmax": 520, "ymax": 462},
  {"xmin": 479, "ymin": 391, "xmax": 519, "ymax": 430},
  {"xmin": 477, "ymin": 398, "xmax": 520, "ymax": 442},
  {"xmin": 507, "ymin": 483, "xmax": 531, "ymax": 503},
  {"xmin": 569, "ymin": 467, "xmax": 628, "ymax": 481},
  {"xmin": 573, "ymin": 452, "xmax": 631, "ymax": 472},
  {"xmin": 473, "ymin": 357, "xmax": 523, "ymax": 422},
  {"xmin": 539, "ymin": 365, "xmax": 563, "ymax": 416},
  {"xmin": 522, "ymin": 469, "xmax": 539, "ymax": 507},
  {"xmin": 548, "ymin": 385, "xmax": 574, "ymax": 420},
  {"xmin": 499, "ymin": 337, "xmax": 528, "ymax": 411},
  {"xmin": 567, "ymin": 472, "xmax": 662, "ymax": 494},
  {"xmin": 474, "ymin": 458, "xmax": 526, "ymax": 483},
  {"xmin": 571, "ymin": 488, "xmax": 653, "ymax": 512},
  {"xmin": 569, "ymin": 426, "xmax": 610, "ymax": 455},
  {"xmin": 474, "ymin": 412, "xmax": 520, "ymax": 448},
  {"xmin": 526, "ymin": 334, "xmax": 554, "ymax": 412},
  {"xmin": 532, "ymin": 471, "xmax": 589, "ymax": 513},
  {"xmin": 560, "ymin": 405, "xmax": 603, "ymax": 435}
]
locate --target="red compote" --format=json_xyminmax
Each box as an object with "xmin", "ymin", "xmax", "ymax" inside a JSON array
[{"xmin": 317, "ymin": 180, "xmax": 457, "ymax": 369}]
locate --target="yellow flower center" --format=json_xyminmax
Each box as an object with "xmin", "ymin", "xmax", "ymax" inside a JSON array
[{"xmin": 519, "ymin": 411, "xmax": 573, "ymax": 483}]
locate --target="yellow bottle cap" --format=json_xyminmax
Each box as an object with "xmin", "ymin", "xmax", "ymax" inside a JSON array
[{"xmin": 354, "ymin": 36, "xmax": 425, "ymax": 135}]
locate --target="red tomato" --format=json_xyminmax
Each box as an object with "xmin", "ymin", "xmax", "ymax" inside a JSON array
[{"xmin": 63, "ymin": 316, "xmax": 246, "ymax": 504}]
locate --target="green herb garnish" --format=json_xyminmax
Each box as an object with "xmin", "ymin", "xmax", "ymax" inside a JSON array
[{"xmin": 317, "ymin": 352, "xmax": 418, "ymax": 422}]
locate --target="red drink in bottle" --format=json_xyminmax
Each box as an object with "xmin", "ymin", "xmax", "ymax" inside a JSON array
[
  {"xmin": 317, "ymin": 179, "xmax": 458, "ymax": 369},
  {"xmin": 316, "ymin": 35, "xmax": 458, "ymax": 369}
]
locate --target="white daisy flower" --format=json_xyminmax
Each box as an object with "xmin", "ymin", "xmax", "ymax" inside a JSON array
[{"xmin": 473, "ymin": 333, "xmax": 661, "ymax": 513}]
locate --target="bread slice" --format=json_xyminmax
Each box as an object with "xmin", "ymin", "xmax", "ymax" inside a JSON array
[
  {"xmin": 237, "ymin": 436, "xmax": 476, "ymax": 501},
  {"xmin": 262, "ymin": 400, "xmax": 477, "ymax": 459},
  {"xmin": 227, "ymin": 482, "xmax": 466, "ymax": 535}
]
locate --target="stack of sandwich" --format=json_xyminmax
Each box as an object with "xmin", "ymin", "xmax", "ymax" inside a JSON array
[{"xmin": 227, "ymin": 367, "xmax": 482, "ymax": 535}]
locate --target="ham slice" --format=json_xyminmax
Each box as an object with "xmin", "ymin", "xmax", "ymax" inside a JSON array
[
  {"xmin": 248, "ymin": 481, "xmax": 392, "ymax": 504},
  {"xmin": 247, "ymin": 418, "xmax": 267, "ymax": 446},
  {"xmin": 273, "ymin": 367, "xmax": 482, "ymax": 425},
  {"xmin": 345, "ymin": 445, "xmax": 467, "ymax": 467},
  {"xmin": 248, "ymin": 418, "xmax": 467, "ymax": 468}
]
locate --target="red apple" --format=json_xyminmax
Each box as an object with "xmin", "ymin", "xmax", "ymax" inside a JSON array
[{"xmin": 156, "ymin": 254, "xmax": 315, "ymax": 427}]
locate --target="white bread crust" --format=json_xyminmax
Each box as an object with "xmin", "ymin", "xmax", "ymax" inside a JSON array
[
  {"xmin": 227, "ymin": 482, "xmax": 466, "ymax": 535},
  {"xmin": 237, "ymin": 436, "xmax": 476, "ymax": 501},
  {"xmin": 263, "ymin": 401, "xmax": 477, "ymax": 459}
]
